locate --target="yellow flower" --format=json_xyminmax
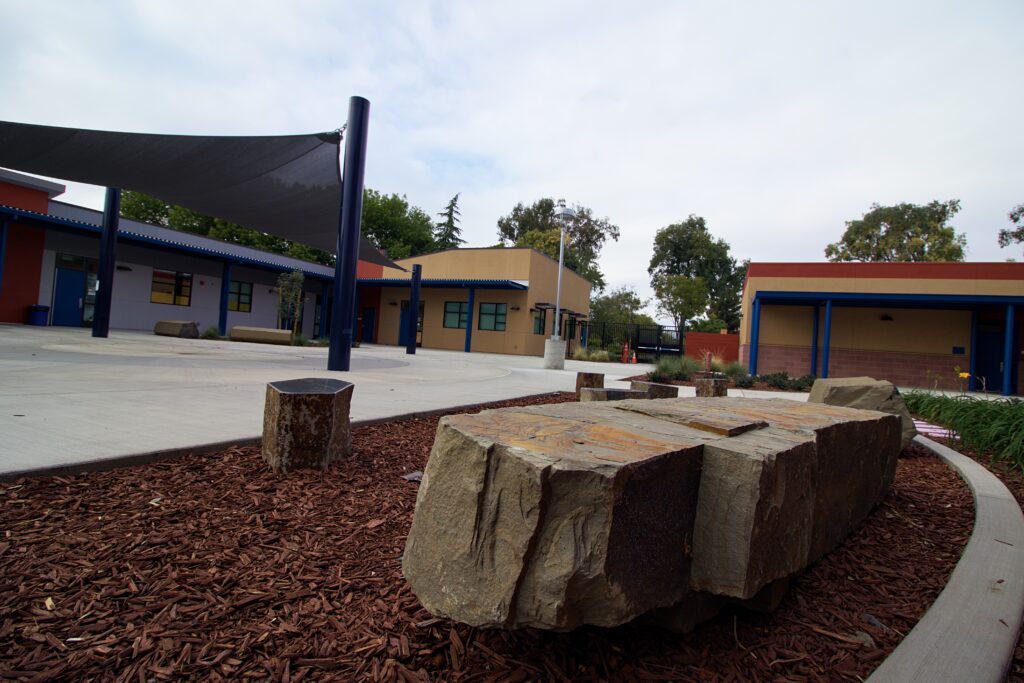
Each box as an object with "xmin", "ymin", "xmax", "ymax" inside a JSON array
[{"xmin": 959, "ymin": 372, "xmax": 970, "ymax": 379}]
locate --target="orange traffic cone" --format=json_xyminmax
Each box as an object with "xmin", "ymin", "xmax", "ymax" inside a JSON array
[{"xmin": 631, "ymin": 350, "xmax": 638, "ymax": 364}]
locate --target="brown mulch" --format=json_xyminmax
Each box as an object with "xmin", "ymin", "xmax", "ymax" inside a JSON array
[{"xmin": 0, "ymin": 394, "xmax": 974, "ymax": 682}]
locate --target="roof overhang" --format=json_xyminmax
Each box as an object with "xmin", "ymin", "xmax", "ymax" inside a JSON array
[
  {"xmin": 755, "ymin": 290, "xmax": 1024, "ymax": 310},
  {"xmin": 357, "ymin": 278, "xmax": 529, "ymax": 291},
  {"xmin": 0, "ymin": 168, "xmax": 65, "ymax": 197}
]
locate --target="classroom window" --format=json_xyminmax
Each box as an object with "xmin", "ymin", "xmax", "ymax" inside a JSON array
[
  {"xmin": 443, "ymin": 301, "xmax": 468, "ymax": 329},
  {"xmin": 533, "ymin": 309, "xmax": 546, "ymax": 334},
  {"xmin": 478, "ymin": 303, "xmax": 507, "ymax": 331},
  {"xmin": 228, "ymin": 280, "xmax": 253, "ymax": 312},
  {"xmin": 150, "ymin": 270, "xmax": 192, "ymax": 306}
]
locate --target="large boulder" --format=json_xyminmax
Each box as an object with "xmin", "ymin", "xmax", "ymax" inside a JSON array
[{"xmin": 808, "ymin": 376, "xmax": 917, "ymax": 450}]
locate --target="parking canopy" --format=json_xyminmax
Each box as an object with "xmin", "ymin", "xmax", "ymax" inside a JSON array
[{"xmin": 0, "ymin": 120, "xmax": 397, "ymax": 267}]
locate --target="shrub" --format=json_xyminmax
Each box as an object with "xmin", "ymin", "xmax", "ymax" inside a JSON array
[
  {"xmin": 790, "ymin": 374, "xmax": 817, "ymax": 392},
  {"xmin": 200, "ymin": 325, "xmax": 220, "ymax": 340},
  {"xmin": 648, "ymin": 356, "xmax": 702, "ymax": 383},
  {"xmin": 905, "ymin": 392, "xmax": 1024, "ymax": 469},
  {"xmin": 723, "ymin": 361, "xmax": 748, "ymax": 381},
  {"xmin": 734, "ymin": 374, "xmax": 755, "ymax": 388},
  {"xmin": 574, "ymin": 348, "xmax": 611, "ymax": 362},
  {"xmin": 759, "ymin": 371, "xmax": 792, "ymax": 390},
  {"xmin": 292, "ymin": 333, "xmax": 309, "ymax": 347}
]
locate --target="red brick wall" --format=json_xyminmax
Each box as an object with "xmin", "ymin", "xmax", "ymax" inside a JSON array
[
  {"xmin": 685, "ymin": 331, "xmax": 739, "ymax": 363},
  {"xmin": 742, "ymin": 343, "xmax": 964, "ymax": 390},
  {"xmin": 0, "ymin": 222, "xmax": 45, "ymax": 323}
]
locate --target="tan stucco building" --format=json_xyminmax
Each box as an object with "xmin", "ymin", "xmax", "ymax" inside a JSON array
[{"xmin": 355, "ymin": 247, "xmax": 591, "ymax": 357}]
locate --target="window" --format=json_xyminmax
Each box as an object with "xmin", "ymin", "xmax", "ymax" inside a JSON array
[
  {"xmin": 533, "ymin": 309, "xmax": 546, "ymax": 335},
  {"xmin": 150, "ymin": 270, "xmax": 192, "ymax": 306},
  {"xmin": 478, "ymin": 303, "xmax": 507, "ymax": 331},
  {"xmin": 443, "ymin": 301, "xmax": 468, "ymax": 329},
  {"xmin": 228, "ymin": 280, "xmax": 253, "ymax": 312}
]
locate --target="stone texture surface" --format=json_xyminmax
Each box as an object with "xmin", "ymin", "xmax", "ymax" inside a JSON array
[
  {"xmin": 153, "ymin": 320, "xmax": 198, "ymax": 339},
  {"xmin": 403, "ymin": 397, "xmax": 901, "ymax": 631},
  {"xmin": 575, "ymin": 372, "xmax": 604, "ymax": 399},
  {"xmin": 808, "ymin": 376, "xmax": 917, "ymax": 450},
  {"xmin": 579, "ymin": 387, "xmax": 649, "ymax": 402},
  {"xmin": 694, "ymin": 377, "xmax": 728, "ymax": 397},
  {"xmin": 630, "ymin": 380, "xmax": 680, "ymax": 399},
  {"xmin": 230, "ymin": 326, "xmax": 293, "ymax": 345},
  {"xmin": 262, "ymin": 378, "xmax": 353, "ymax": 473}
]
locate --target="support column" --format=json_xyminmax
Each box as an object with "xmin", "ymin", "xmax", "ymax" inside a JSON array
[
  {"xmin": 810, "ymin": 303, "xmax": 819, "ymax": 376},
  {"xmin": 320, "ymin": 281, "xmax": 331, "ymax": 339},
  {"xmin": 92, "ymin": 187, "xmax": 121, "ymax": 338},
  {"xmin": 1004, "ymin": 304, "xmax": 1016, "ymax": 396},
  {"xmin": 969, "ymin": 310, "xmax": 978, "ymax": 392},
  {"xmin": 329, "ymin": 96, "xmax": 370, "ymax": 372},
  {"xmin": 0, "ymin": 219, "xmax": 8, "ymax": 298},
  {"xmin": 406, "ymin": 264, "xmax": 422, "ymax": 355},
  {"xmin": 218, "ymin": 261, "xmax": 233, "ymax": 337},
  {"xmin": 464, "ymin": 287, "xmax": 476, "ymax": 353},
  {"xmin": 749, "ymin": 298, "xmax": 761, "ymax": 375},
  {"xmin": 821, "ymin": 299, "xmax": 833, "ymax": 379}
]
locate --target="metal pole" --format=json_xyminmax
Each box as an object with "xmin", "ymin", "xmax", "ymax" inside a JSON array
[
  {"xmin": 969, "ymin": 310, "xmax": 978, "ymax": 392},
  {"xmin": 92, "ymin": 187, "xmax": 120, "ymax": 338},
  {"xmin": 406, "ymin": 264, "xmax": 422, "ymax": 355},
  {"xmin": 464, "ymin": 287, "xmax": 476, "ymax": 352},
  {"xmin": 552, "ymin": 226, "xmax": 564, "ymax": 341},
  {"xmin": 821, "ymin": 299, "xmax": 833, "ymax": 379},
  {"xmin": 218, "ymin": 261, "xmax": 232, "ymax": 337},
  {"xmin": 328, "ymin": 96, "xmax": 370, "ymax": 372},
  {"xmin": 1003, "ymin": 304, "xmax": 1015, "ymax": 396},
  {"xmin": 749, "ymin": 298, "xmax": 761, "ymax": 375},
  {"xmin": 810, "ymin": 303, "xmax": 820, "ymax": 376}
]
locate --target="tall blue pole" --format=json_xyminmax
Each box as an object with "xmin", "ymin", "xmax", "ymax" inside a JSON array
[
  {"xmin": 810, "ymin": 303, "xmax": 819, "ymax": 376},
  {"xmin": 0, "ymin": 219, "xmax": 8, "ymax": 298},
  {"xmin": 218, "ymin": 261, "xmax": 233, "ymax": 337},
  {"xmin": 748, "ymin": 298, "xmax": 761, "ymax": 375},
  {"xmin": 92, "ymin": 187, "xmax": 120, "ymax": 338},
  {"xmin": 464, "ymin": 287, "xmax": 476, "ymax": 353},
  {"xmin": 821, "ymin": 299, "xmax": 833, "ymax": 379},
  {"xmin": 969, "ymin": 310, "xmax": 978, "ymax": 392},
  {"xmin": 405, "ymin": 264, "xmax": 422, "ymax": 354},
  {"xmin": 328, "ymin": 96, "xmax": 370, "ymax": 372},
  {"xmin": 1003, "ymin": 304, "xmax": 1016, "ymax": 396}
]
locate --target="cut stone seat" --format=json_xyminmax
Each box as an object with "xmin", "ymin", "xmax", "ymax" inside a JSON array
[
  {"xmin": 230, "ymin": 326, "xmax": 293, "ymax": 345},
  {"xmin": 154, "ymin": 320, "xmax": 198, "ymax": 338},
  {"xmin": 403, "ymin": 397, "xmax": 901, "ymax": 631},
  {"xmin": 262, "ymin": 377, "xmax": 354, "ymax": 473},
  {"xmin": 630, "ymin": 380, "xmax": 680, "ymax": 399},
  {"xmin": 579, "ymin": 387, "xmax": 649, "ymax": 402},
  {"xmin": 575, "ymin": 372, "xmax": 604, "ymax": 399}
]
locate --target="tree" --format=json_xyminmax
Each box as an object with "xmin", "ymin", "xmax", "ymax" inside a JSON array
[
  {"xmin": 589, "ymin": 286, "xmax": 656, "ymax": 325},
  {"xmin": 648, "ymin": 216, "xmax": 745, "ymax": 332},
  {"xmin": 688, "ymin": 315, "xmax": 729, "ymax": 333},
  {"xmin": 434, "ymin": 193, "xmax": 465, "ymax": 250},
  {"xmin": 652, "ymin": 274, "xmax": 708, "ymax": 331},
  {"xmin": 361, "ymin": 189, "xmax": 436, "ymax": 259},
  {"xmin": 997, "ymin": 203, "xmax": 1024, "ymax": 253},
  {"xmin": 120, "ymin": 191, "xmax": 169, "ymax": 226},
  {"xmin": 496, "ymin": 198, "xmax": 620, "ymax": 290},
  {"xmin": 825, "ymin": 200, "xmax": 967, "ymax": 262},
  {"xmin": 275, "ymin": 270, "xmax": 305, "ymax": 340}
]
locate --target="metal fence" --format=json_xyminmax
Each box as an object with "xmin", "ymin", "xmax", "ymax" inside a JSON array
[{"xmin": 582, "ymin": 321, "xmax": 683, "ymax": 362}]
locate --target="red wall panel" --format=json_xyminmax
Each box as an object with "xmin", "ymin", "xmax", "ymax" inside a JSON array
[
  {"xmin": 684, "ymin": 331, "xmax": 739, "ymax": 363},
  {"xmin": 0, "ymin": 222, "xmax": 45, "ymax": 322}
]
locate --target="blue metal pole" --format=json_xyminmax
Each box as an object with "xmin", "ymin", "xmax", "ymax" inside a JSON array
[
  {"xmin": 749, "ymin": 298, "xmax": 761, "ymax": 375},
  {"xmin": 810, "ymin": 303, "xmax": 819, "ymax": 376},
  {"xmin": 406, "ymin": 264, "xmax": 422, "ymax": 354},
  {"xmin": 218, "ymin": 261, "xmax": 232, "ymax": 337},
  {"xmin": 92, "ymin": 187, "xmax": 120, "ymax": 338},
  {"xmin": 464, "ymin": 287, "xmax": 475, "ymax": 353},
  {"xmin": 821, "ymin": 299, "xmax": 833, "ymax": 379},
  {"xmin": 320, "ymin": 281, "xmax": 331, "ymax": 339},
  {"xmin": 969, "ymin": 310, "xmax": 978, "ymax": 392},
  {"xmin": 0, "ymin": 219, "xmax": 7, "ymax": 298},
  {"xmin": 1003, "ymin": 304, "xmax": 1016, "ymax": 396},
  {"xmin": 329, "ymin": 96, "xmax": 370, "ymax": 372}
]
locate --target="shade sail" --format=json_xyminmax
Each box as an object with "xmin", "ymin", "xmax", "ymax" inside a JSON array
[{"xmin": 0, "ymin": 120, "xmax": 397, "ymax": 268}]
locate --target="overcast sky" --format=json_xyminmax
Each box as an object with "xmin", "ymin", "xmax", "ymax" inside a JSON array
[{"xmin": 2, "ymin": 1, "xmax": 1022, "ymax": 316}]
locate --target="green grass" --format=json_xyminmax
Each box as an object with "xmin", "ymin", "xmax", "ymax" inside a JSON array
[{"xmin": 905, "ymin": 391, "xmax": 1024, "ymax": 470}]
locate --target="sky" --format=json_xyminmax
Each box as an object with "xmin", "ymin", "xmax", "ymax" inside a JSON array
[{"xmin": 2, "ymin": 1, "xmax": 1022, "ymax": 318}]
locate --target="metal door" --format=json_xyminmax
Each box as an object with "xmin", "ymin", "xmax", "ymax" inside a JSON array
[
  {"xmin": 976, "ymin": 323, "xmax": 1004, "ymax": 391},
  {"xmin": 52, "ymin": 268, "xmax": 85, "ymax": 326},
  {"xmin": 361, "ymin": 307, "xmax": 376, "ymax": 343}
]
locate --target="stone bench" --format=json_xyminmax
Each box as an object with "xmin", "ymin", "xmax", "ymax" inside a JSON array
[
  {"xmin": 575, "ymin": 372, "xmax": 604, "ymax": 399},
  {"xmin": 262, "ymin": 378, "xmax": 353, "ymax": 473},
  {"xmin": 403, "ymin": 397, "xmax": 899, "ymax": 631},
  {"xmin": 230, "ymin": 326, "xmax": 293, "ymax": 346},
  {"xmin": 579, "ymin": 387, "xmax": 649, "ymax": 402},
  {"xmin": 154, "ymin": 320, "xmax": 198, "ymax": 339},
  {"xmin": 630, "ymin": 380, "xmax": 680, "ymax": 399}
]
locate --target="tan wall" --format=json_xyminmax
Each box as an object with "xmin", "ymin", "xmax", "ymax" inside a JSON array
[{"xmin": 384, "ymin": 248, "xmax": 534, "ymax": 280}]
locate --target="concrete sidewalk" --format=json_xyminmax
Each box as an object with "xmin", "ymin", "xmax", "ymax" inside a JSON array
[{"xmin": 0, "ymin": 325, "xmax": 805, "ymax": 477}]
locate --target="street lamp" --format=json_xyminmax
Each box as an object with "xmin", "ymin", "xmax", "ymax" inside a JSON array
[{"xmin": 543, "ymin": 199, "xmax": 575, "ymax": 369}]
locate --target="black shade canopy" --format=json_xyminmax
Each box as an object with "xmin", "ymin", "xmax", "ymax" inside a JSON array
[{"xmin": 0, "ymin": 120, "xmax": 397, "ymax": 267}]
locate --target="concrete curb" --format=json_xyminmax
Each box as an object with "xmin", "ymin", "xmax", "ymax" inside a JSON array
[
  {"xmin": 0, "ymin": 393, "xmax": 567, "ymax": 482},
  {"xmin": 868, "ymin": 435, "xmax": 1024, "ymax": 683}
]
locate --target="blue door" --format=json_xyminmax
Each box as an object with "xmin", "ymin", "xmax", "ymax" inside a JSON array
[
  {"xmin": 52, "ymin": 268, "xmax": 86, "ymax": 326},
  {"xmin": 976, "ymin": 323, "xmax": 1004, "ymax": 392},
  {"xmin": 361, "ymin": 307, "xmax": 376, "ymax": 343}
]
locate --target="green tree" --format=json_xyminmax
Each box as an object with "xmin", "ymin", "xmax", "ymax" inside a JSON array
[
  {"xmin": 652, "ymin": 274, "xmax": 708, "ymax": 331},
  {"xmin": 361, "ymin": 189, "xmax": 436, "ymax": 259},
  {"xmin": 589, "ymin": 286, "xmax": 656, "ymax": 325},
  {"xmin": 496, "ymin": 198, "xmax": 620, "ymax": 290},
  {"xmin": 434, "ymin": 193, "xmax": 465, "ymax": 250},
  {"xmin": 688, "ymin": 315, "xmax": 729, "ymax": 333},
  {"xmin": 825, "ymin": 200, "xmax": 967, "ymax": 262},
  {"xmin": 997, "ymin": 203, "xmax": 1024, "ymax": 254},
  {"xmin": 648, "ymin": 216, "xmax": 745, "ymax": 332},
  {"xmin": 120, "ymin": 191, "xmax": 169, "ymax": 226},
  {"xmin": 275, "ymin": 270, "xmax": 305, "ymax": 340}
]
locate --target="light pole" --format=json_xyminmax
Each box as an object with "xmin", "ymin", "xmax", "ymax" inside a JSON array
[{"xmin": 543, "ymin": 199, "xmax": 575, "ymax": 369}]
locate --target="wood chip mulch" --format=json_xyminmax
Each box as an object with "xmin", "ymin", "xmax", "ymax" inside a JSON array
[{"xmin": 1, "ymin": 394, "xmax": 973, "ymax": 682}]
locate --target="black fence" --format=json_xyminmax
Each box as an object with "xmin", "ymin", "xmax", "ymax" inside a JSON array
[{"xmin": 582, "ymin": 321, "xmax": 683, "ymax": 362}]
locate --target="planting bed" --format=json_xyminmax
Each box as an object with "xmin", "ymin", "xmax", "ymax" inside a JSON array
[{"xmin": 1, "ymin": 393, "xmax": 973, "ymax": 682}]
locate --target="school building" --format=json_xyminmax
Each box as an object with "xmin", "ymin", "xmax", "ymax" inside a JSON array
[
  {"xmin": 739, "ymin": 262, "xmax": 1024, "ymax": 395},
  {"xmin": 0, "ymin": 169, "xmax": 590, "ymax": 357}
]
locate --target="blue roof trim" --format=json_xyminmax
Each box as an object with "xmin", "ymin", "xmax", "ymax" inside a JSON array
[
  {"xmin": 0, "ymin": 204, "xmax": 335, "ymax": 280},
  {"xmin": 357, "ymin": 278, "xmax": 528, "ymax": 290},
  {"xmin": 755, "ymin": 290, "xmax": 1024, "ymax": 307}
]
